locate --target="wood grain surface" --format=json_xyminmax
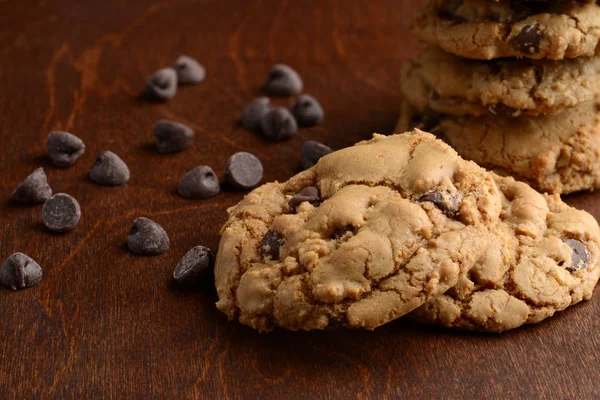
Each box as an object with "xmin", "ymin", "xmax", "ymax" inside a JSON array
[{"xmin": 0, "ymin": 0, "xmax": 599, "ymax": 398}]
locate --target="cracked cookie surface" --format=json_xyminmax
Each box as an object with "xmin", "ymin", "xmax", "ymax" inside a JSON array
[
  {"xmin": 401, "ymin": 46, "xmax": 600, "ymax": 117},
  {"xmin": 411, "ymin": 175, "xmax": 600, "ymax": 332},
  {"xmin": 412, "ymin": 0, "xmax": 600, "ymax": 60},
  {"xmin": 214, "ymin": 131, "xmax": 600, "ymax": 331},
  {"xmin": 396, "ymin": 99, "xmax": 600, "ymax": 194}
]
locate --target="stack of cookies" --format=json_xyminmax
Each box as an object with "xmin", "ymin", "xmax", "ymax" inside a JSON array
[{"xmin": 396, "ymin": 0, "xmax": 600, "ymax": 194}]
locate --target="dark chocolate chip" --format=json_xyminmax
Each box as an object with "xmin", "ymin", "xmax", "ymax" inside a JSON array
[
  {"xmin": 418, "ymin": 191, "xmax": 459, "ymax": 216},
  {"xmin": 42, "ymin": 193, "xmax": 81, "ymax": 232},
  {"xmin": 301, "ymin": 140, "xmax": 333, "ymax": 170},
  {"xmin": 259, "ymin": 107, "xmax": 298, "ymax": 141},
  {"xmin": 47, "ymin": 131, "xmax": 85, "ymax": 167},
  {"xmin": 261, "ymin": 229, "xmax": 284, "ymax": 260},
  {"xmin": 153, "ymin": 120, "xmax": 195, "ymax": 153},
  {"xmin": 177, "ymin": 166, "xmax": 220, "ymax": 199},
  {"xmin": 288, "ymin": 186, "xmax": 321, "ymax": 212},
  {"xmin": 333, "ymin": 225, "xmax": 355, "ymax": 240},
  {"xmin": 410, "ymin": 109, "xmax": 441, "ymax": 132},
  {"xmin": 173, "ymin": 246, "xmax": 215, "ymax": 284},
  {"xmin": 173, "ymin": 55, "xmax": 205, "ymax": 85},
  {"xmin": 0, "ymin": 253, "xmax": 43, "ymax": 291},
  {"xmin": 291, "ymin": 94, "xmax": 324, "ymax": 127},
  {"xmin": 241, "ymin": 97, "xmax": 271, "ymax": 131},
  {"xmin": 11, "ymin": 168, "xmax": 52, "ymax": 204},
  {"xmin": 143, "ymin": 68, "xmax": 178, "ymax": 101},
  {"xmin": 512, "ymin": 25, "xmax": 541, "ymax": 54},
  {"xmin": 264, "ymin": 64, "xmax": 303, "ymax": 96},
  {"xmin": 564, "ymin": 239, "xmax": 590, "ymax": 272},
  {"xmin": 224, "ymin": 152, "xmax": 263, "ymax": 190},
  {"xmin": 127, "ymin": 217, "xmax": 170, "ymax": 256},
  {"xmin": 89, "ymin": 151, "xmax": 130, "ymax": 185},
  {"xmin": 488, "ymin": 103, "xmax": 521, "ymax": 117}
]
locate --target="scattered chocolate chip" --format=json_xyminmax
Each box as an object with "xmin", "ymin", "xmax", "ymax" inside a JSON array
[
  {"xmin": 89, "ymin": 151, "xmax": 130, "ymax": 186},
  {"xmin": 512, "ymin": 25, "xmax": 541, "ymax": 54},
  {"xmin": 153, "ymin": 120, "xmax": 195, "ymax": 153},
  {"xmin": 11, "ymin": 168, "xmax": 52, "ymax": 204},
  {"xmin": 177, "ymin": 166, "xmax": 220, "ymax": 199},
  {"xmin": 127, "ymin": 217, "xmax": 170, "ymax": 256},
  {"xmin": 0, "ymin": 253, "xmax": 43, "ymax": 290},
  {"xmin": 46, "ymin": 131, "xmax": 85, "ymax": 168},
  {"xmin": 301, "ymin": 140, "xmax": 333, "ymax": 170},
  {"xmin": 333, "ymin": 225, "xmax": 355, "ymax": 240},
  {"xmin": 224, "ymin": 152, "xmax": 263, "ymax": 190},
  {"xmin": 241, "ymin": 97, "xmax": 271, "ymax": 130},
  {"xmin": 143, "ymin": 68, "xmax": 178, "ymax": 101},
  {"xmin": 288, "ymin": 186, "xmax": 321, "ymax": 211},
  {"xmin": 173, "ymin": 55, "xmax": 205, "ymax": 85},
  {"xmin": 488, "ymin": 103, "xmax": 521, "ymax": 117},
  {"xmin": 42, "ymin": 193, "xmax": 81, "ymax": 232},
  {"xmin": 264, "ymin": 64, "xmax": 303, "ymax": 96},
  {"xmin": 259, "ymin": 107, "xmax": 298, "ymax": 141},
  {"xmin": 291, "ymin": 94, "xmax": 324, "ymax": 127},
  {"xmin": 410, "ymin": 109, "xmax": 441, "ymax": 132},
  {"xmin": 173, "ymin": 246, "xmax": 215, "ymax": 284},
  {"xmin": 418, "ymin": 191, "xmax": 459, "ymax": 216},
  {"xmin": 564, "ymin": 239, "xmax": 590, "ymax": 272},
  {"xmin": 261, "ymin": 229, "xmax": 284, "ymax": 260}
]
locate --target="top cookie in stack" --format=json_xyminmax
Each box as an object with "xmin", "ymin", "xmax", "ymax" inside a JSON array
[{"xmin": 397, "ymin": 0, "xmax": 600, "ymax": 194}]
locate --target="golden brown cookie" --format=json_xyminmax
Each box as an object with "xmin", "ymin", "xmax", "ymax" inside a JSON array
[
  {"xmin": 214, "ymin": 131, "xmax": 600, "ymax": 331},
  {"xmin": 412, "ymin": 0, "xmax": 600, "ymax": 60}
]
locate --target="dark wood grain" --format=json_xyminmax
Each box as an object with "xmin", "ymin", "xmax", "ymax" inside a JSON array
[{"xmin": 0, "ymin": 1, "xmax": 599, "ymax": 398}]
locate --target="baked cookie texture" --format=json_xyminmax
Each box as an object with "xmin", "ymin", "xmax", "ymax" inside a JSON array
[
  {"xmin": 412, "ymin": 0, "xmax": 600, "ymax": 60},
  {"xmin": 396, "ymin": 99, "xmax": 600, "ymax": 194},
  {"xmin": 401, "ymin": 46, "xmax": 600, "ymax": 117},
  {"xmin": 214, "ymin": 131, "xmax": 600, "ymax": 332}
]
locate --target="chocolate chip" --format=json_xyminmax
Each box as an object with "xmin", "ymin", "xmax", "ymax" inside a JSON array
[
  {"xmin": 11, "ymin": 168, "xmax": 52, "ymax": 204},
  {"xmin": 288, "ymin": 186, "xmax": 321, "ymax": 212},
  {"xmin": 46, "ymin": 131, "xmax": 85, "ymax": 167},
  {"xmin": 173, "ymin": 55, "xmax": 205, "ymax": 85},
  {"xmin": 259, "ymin": 107, "xmax": 298, "ymax": 141},
  {"xmin": 89, "ymin": 151, "xmax": 130, "ymax": 186},
  {"xmin": 410, "ymin": 110, "xmax": 440, "ymax": 132},
  {"xmin": 264, "ymin": 64, "xmax": 303, "ymax": 96},
  {"xmin": 564, "ymin": 239, "xmax": 590, "ymax": 272},
  {"xmin": 127, "ymin": 217, "xmax": 170, "ymax": 256},
  {"xmin": 42, "ymin": 193, "xmax": 81, "ymax": 232},
  {"xmin": 261, "ymin": 230, "xmax": 284, "ymax": 260},
  {"xmin": 143, "ymin": 68, "xmax": 178, "ymax": 101},
  {"xmin": 241, "ymin": 97, "xmax": 271, "ymax": 131},
  {"xmin": 301, "ymin": 140, "xmax": 333, "ymax": 170},
  {"xmin": 173, "ymin": 246, "xmax": 214, "ymax": 284},
  {"xmin": 291, "ymin": 94, "xmax": 324, "ymax": 127},
  {"xmin": 0, "ymin": 253, "xmax": 43, "ymax": 291},
  {"xmin": 224, "ymin": 152, "xmax": 263, "ymax": 190},
  {"xmin": 418, "ymin": 191, "xmax": 459, "ymax": 216},
  {"xmin": 512, "ymin": 25, "xmax": 541, "ymax": 54},
  {"xmin": 488, "ymin": 103, "xmax": 521, "ymax": 117},
  {"xmin": 153, "ymin": 120, "xmax": 194, "ymax": 153},
  {"xmin": 333, "ymin": 225, "xmax": 355, "ymax": 240},
  {"xmin": 177, "ymin": 166, "xmax": 220, "ymax": 199}
]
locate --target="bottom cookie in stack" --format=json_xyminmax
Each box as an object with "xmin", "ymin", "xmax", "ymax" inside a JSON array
[{"xmin": 395, "ymin": 99, "xmax": 600, "ymax": 194}]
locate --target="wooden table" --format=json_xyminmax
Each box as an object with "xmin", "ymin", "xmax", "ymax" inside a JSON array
[{"xmin": 1, "ymin": 0, "xmax": 598, "ymax": 398}]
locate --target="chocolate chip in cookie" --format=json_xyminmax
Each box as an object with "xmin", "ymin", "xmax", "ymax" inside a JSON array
[
  {"xmin": 261, "ymin": 230, "xmax": 284, "ymax": 260},
  {"xmin": 418, "ymin": 191, "xmax": 458, "ymax": 216},
  {"xmin": 512, "ymin": 25, "xmax": 542, "ymax": 55},
  {"xmin": 564, "ymin": 239, "xmax": 590, "ymax": 272},
  {"xmin": 288, "ymin": 186, "xmax": 321, "ymax": 211},
  {"xmin": 332, "ymin": 225, "xmax": 355, "ymax": 240}
]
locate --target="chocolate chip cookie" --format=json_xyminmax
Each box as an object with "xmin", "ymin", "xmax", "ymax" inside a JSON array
[
  {"xmin": 412, "ymin": 0, "xmax": 600, "ymax": 60},
  {"xmin": 401, "ymin": 46, "xmax": 600, "ymax": 116},
  {"xmin": 411, "ymin": 175, "xmax": 600, "ymax": 332},
  {"xmin": 396, "ymin": 99, "xmax": 600, "ymax": 194},
  {"xmin": 214, "ymin": 130, "xmax": 600, "ymax": 331}
]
